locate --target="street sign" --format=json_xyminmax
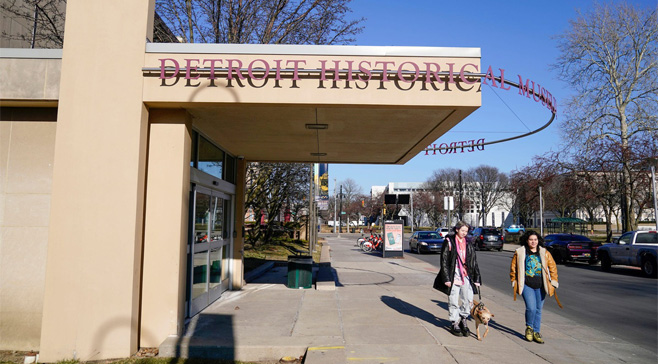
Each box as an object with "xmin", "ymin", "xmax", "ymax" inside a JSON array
[{"xmin": 443, "ymin": 196, "xmax": 454, "ymax": 210}]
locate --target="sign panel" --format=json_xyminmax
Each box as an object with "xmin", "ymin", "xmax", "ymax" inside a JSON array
[
  {"xmin": 318, "ymin": 163, "xmax": 329, "ymax": 210},
  {"xmin": 384, "ymin": 222, "xmax": 403, "ymax": 252},
  {"xmin": 443, "ymin": 196, "xmax": 454, "ymax": 210}
]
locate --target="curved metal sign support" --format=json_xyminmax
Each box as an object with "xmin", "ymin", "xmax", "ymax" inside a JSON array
[{"xmin": 424, "ymin": 73, "xmax": 556, "ymax": 153}]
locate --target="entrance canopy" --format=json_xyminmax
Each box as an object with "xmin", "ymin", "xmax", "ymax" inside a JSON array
[{"xmin": 142, "ymin": 43, "xmax": 481, "ymax": 164}]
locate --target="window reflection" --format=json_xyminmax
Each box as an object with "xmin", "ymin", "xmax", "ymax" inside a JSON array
[
  {"xmin": 195, "ymin": 192, "xmax": 211, "ymax": 244},
  {"xmin": 209, "ymin": 247, "xmax": 221, "ymax": 289},
  {"xmin": 192, "ymin": 250, "xmax": 208, "ymax": 299},
  {"xmin": 198, "ymin": 136, "xmax": 224, "ymax": 179}
]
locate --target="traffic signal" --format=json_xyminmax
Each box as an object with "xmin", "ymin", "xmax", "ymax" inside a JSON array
[{"xmin": 361, "ymin": 199, "xmax": 365, "ymax": 207}]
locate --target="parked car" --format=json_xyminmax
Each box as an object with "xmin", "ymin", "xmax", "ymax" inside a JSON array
[
  {"xmin": 409, "ymin": 231, "xmax": 443, "ymax": 254},
  {"xmin": 597, "ymin": 230, "xmax": 658, "ymax": 277},
  {"xmin": 544, "ymin": 233, "xmax": 601, "ymax": 265},
  {"xmin": 471, "ymin": 227, "xmax": 504, "ymax": 251},
  {"xmin": 436, "ymin": 227, "xmax": 450, "ymax": 238},
  {"xmin": 505, "ymin": 224, "xmax": 525, "ymax": 234}
]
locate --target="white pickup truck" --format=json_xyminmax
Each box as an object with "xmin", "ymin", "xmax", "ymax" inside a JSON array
[{"xmin": 597, "ymin": 230, "xmax": 658, "ymax": 277}]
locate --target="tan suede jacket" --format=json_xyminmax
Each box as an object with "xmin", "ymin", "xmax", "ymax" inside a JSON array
[{"xmin": 510, "ymin": 246, "xmax": 559, "ymax": 297}]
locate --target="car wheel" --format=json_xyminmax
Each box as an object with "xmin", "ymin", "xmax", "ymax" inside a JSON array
[
  {"xmin": 497, "ymin": 247, "xmax": 503, "ymax": 252},
  {"xmin": 418, "ymin": 246, "xmax": 423, "ymax": 255},
  {"xmin": 641, "ymin": 257, "xmax": 657, "ymax": 278},
  {"xmin": 600, "ymin": 253, "xmax": 611, "ymax": 272},
  {"xmin": 411, "ymin": 244, "xmax": 416, "ymax": 253}
]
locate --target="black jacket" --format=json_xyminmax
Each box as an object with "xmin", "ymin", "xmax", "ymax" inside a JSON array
[{"xmin": 436, "ymin": 233, "xmax": 481, "ymax": 296}]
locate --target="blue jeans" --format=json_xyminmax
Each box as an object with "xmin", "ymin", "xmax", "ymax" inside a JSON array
[{"xmin": 521, "ymin": 285, "xmax": 546, "ymax": 332}]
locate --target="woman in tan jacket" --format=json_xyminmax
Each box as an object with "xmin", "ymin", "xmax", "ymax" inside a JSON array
[{"xmin": 510, "ymin": 230, "xmax": 559, "ymax": 344}]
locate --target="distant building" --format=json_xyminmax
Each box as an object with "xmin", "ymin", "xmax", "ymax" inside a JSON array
[{"xmin": 373, "ymin": 181, "xmax": 514, "ymax": 228}]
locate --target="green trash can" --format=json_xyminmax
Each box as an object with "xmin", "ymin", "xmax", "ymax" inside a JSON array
[{"xmin": 287, "ymin": 255, "xmax": 313, "ymax": 289}]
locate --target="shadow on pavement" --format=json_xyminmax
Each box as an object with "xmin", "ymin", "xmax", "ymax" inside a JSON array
[
  {"xmin": 488, "ymin": 320, "xmax": 525, "ymax": 340},
  {"xmin": 332, "ymin": 266, "xmax": 395, "ymax": 286},
  {"xmin": 381, "ymin": 295, "xmax": 452, "ymax": 333}
]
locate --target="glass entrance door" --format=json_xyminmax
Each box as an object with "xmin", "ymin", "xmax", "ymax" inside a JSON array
[{"xmin": 189, "ymin": 185, "xmax": 232, "ymax": 316}]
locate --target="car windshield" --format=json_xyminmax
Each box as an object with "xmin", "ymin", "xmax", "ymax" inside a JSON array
[
  {"xmin": 419, "ymin": 232, "xmax": 440, "ymax": 239},
  {"xmin": 482, "ymin": 229, "xmax": 499, "ymax": 234}
]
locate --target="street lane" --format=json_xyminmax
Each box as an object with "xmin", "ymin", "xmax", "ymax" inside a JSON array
[{"xmin": 405, "ymin": 242, "xmax": 658, "ymax": 354}]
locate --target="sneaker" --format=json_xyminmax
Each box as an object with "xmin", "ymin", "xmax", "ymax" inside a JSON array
[
  {"xmin": 450, "ymin": 323, "xmax": 463, "ymax": 337},
  {"xmin": 533, "ymin": 332, "xmax": 544, "ymax": 344},
  {"xmin": 459, "ymin": 317, "xmax": 470, "ymax": 337},
  {"xmin": 525, "ymin": 326, "xmax": 534, "ymax": 341}
]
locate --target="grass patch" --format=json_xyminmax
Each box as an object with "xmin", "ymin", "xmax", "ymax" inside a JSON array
[{"xmin": 243, "ymin": 237, "xmax": 322, "ymax": 273}]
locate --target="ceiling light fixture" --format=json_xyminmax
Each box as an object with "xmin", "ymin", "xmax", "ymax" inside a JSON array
[{"xmin": 305, "ymin": 123, "xmax": 328, "ymax": 130}]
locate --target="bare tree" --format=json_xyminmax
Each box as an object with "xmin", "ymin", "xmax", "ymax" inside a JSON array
[
  {"xmin": 156, "ymin": 0, "xmax": 364, "ymax": 44},
  {"xmin": 245, "ymin": 162, "xmax": 310, "ymax": 244},
  {"xmin": 465, "ymin": 165, "xmax": 509, "ymax": 226},
  {"xmin": 552, "ymin": 2, "xmax": 658, "ymax": 231},
  {"xmin": 412, "ymin": 190, "xmax": 444, "ymax": 228},
  {"xmin": 338, "ymin": 178, "xmax": 362, "ymax": 204},
  {"xmin": 1, "ymin": 0, "xmax": 66, "ymax": 48}
]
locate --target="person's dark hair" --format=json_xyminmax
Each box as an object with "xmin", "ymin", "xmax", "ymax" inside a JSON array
[
  {"xmin": 520, "ymin": 230, "xmax": 544, "ymax": 248},
  {"xmin": 452, "ymin": 220, "xmax": 469, "ymax": 233}
]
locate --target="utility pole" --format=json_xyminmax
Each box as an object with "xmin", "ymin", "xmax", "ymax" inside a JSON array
[
  {"xmin": 539, "ymin": 186, "xmax": 544, "ymax": 236},
  {"xmin": 333, "ymin": 178, "xmax": 337, "ymax": 234},
  {"xmin": 651, "ymin": 166, "xmax": 658, "ymax": 229},
  {"xmin": 410, "ymin": 193, "xmax": 414, "ymax": 234},
  {"xmin": 458, "ymin": 170, "xmax": 463, "ymax": 221},
  {"xmin": 339, "ymin": 185, "xmax": 343, "ymax": 235},
  {"xmin": 309, "ymin": 164, "xmax": 314, "ymax": 254}
]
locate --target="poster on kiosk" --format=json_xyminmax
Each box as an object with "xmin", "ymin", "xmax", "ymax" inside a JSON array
[{"xmin": 383, "ymin": 220, "xmax": 404, "ymax": 258}]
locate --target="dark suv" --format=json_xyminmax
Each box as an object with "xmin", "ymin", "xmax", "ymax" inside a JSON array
[{"xmin": 471, "ymin": 227, "xmax": 504, "ymax": 251}]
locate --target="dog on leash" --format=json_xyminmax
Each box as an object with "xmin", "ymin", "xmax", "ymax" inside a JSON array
[{"xmin": 471, "ymin": 299, "xmax": 494, "ymax": 341}]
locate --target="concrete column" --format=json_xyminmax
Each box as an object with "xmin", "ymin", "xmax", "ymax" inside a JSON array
[
  {"xmin": 39, "ymin": 1, "xmax": 155, "ymax": 361},
  {"xmin": 232, "ymin": 158, "xmax": 247, "ymax": 289},
  {"xmin": 140, "ymin": 110, "xmax": 191, "ymax": 347}
]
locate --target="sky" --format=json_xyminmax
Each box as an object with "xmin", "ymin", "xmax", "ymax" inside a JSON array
[{"xmin": 328, "ymin": 0, "xmax": 657, "ymax": 195}]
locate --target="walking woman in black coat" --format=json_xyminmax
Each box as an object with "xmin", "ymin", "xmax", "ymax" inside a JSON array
[{"xmin": 437, "ymin": 221, "xmax": 481, "ymax": 337}]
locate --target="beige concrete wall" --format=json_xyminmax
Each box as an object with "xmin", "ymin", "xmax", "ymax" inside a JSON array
[
  {"xmin": 0, "ymin": 119, "xmax": 56, "ymax": 350},
  {"xmin": 140, "ymin": 110, "xmax": 191, "ymax": 347},
  {"xmin": 39, "ymin": 0, "xmax": 156, "ymax": 361},
  {"xmin": 0, "ymin": 57, "xmax": 61, "ymax": 104}
]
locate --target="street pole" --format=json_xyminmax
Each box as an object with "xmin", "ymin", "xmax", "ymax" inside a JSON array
[
  {"xmin": 333, "ymin": 178, "xmax": 337, "ymax": 234},
  {"xmin": 410, "ymin": 193, "xmax": 414, "ymax": 234},
  {"xmin": 339, "ymin": 185, "xmax": 343, "ymax": 236},
  {"xmin": 651, "ymin": 166, "xmax": 658, "ymax": 229},
  {"xmin": 539, "ymin": 186, "xmax": 544, "ymax": 236},
  {"xmin": 459, "ymin": 170, "xmax": 463, "ymax": 221},
  {"xmin": 309, "ymin": 164, "xmax": 314, "ymax": 254}
]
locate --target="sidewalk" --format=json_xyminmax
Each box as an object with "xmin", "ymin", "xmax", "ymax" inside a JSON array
[{"xmin": 160, "ymin": 234, "xmax": 657, "ymax": 364}]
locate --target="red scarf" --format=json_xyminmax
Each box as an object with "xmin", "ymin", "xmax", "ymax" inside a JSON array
[{"xmin": 455, "ymin": 235, "xmax": 468, "ymax": 283}]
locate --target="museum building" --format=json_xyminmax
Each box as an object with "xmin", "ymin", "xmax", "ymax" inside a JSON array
[{"xmin": 0, "ymin": 1, "xmax": 481, "ymax": 361}]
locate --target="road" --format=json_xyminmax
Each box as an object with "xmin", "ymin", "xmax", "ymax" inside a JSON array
[{"xmin": 404, "ymin": 241, "xmax": 658, "ymax": 355}]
